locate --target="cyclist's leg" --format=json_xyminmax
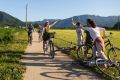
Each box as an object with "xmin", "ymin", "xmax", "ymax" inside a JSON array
[
  {"xmin": 96, "ymin": 42, "xmax": 108, "ymax": 60},
  {"xmin": 28, "ymin": 32, "xmax": 30, "ymax": 43},
  {"xmin": 77, "ymin": 32, "xmax": 82, "ymax": 46},
  {"xmin": 29, "ymin": 32, "xmax": 32, "ymax": 45},
  {"xmin": 39, "ymin": 32, "xmax": 42, "ymax": 38},
  {"xmin": 91, "ymin": 45, "xmax": 97, "ymax": 60}
]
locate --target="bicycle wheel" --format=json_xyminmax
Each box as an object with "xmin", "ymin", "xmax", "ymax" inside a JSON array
[
  {"xmin": 108, "ymin": 47, "xmax": 120, "ymax": 61},
  {"xmin": 49, "ymin": 41, "xmax": 55, "ymax": 59},
  {"xmin": 77, "ymin": 44, "xmax": 92, "ymax": 60},
  {"xmin": 96, "ymin": 59, "xmax": 120, "ymax": 79}
]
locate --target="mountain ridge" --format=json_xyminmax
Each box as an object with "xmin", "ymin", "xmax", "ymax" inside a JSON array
[{"xmin": 0, "ymin": 11, "xmax": 119, "ymax": 28}]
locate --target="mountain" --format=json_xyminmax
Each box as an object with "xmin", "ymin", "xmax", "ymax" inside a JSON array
[
  {"xmin": 54, "ymin": 15, "xmax": 120, "ymax": 28},
  {"xmin": 34, "ymin": 19, "xmax": 59, "ymax": 26},
  {"xmin": 0, "ymin": 11, "xmax": 119, "ymax": 28},
  {"xmin": 0, "ymin": 11, "xmax": 24, "ymax": 27},
  {"xmin": 37, "ymin": 15, "xmax": 119, "ymax": 29}
]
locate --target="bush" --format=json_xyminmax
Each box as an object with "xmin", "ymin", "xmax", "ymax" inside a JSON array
[{"xmin": 0, "ymin": 29, "xmax": 14, "ymax": 43}]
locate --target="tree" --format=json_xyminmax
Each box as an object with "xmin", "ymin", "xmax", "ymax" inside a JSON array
[{"xmin": 113, "ymin": 22, "xmax": 120, "ymax": 30}]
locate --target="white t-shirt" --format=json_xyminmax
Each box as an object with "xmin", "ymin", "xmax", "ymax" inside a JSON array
[
  {"xmin": 75, "ymin": 26, "xmax": 83, "ymax": 33},
  {"xmin": 82, "ymin": 27, "xmax": 105, "ymax": 41}
]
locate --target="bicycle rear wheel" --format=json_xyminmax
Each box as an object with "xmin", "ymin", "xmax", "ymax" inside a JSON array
[
  {"xmin": 77, "ymin": 44, "xmax": 92, "ymax": 60},
  {"xmin": 108, "ymin": 47, "xmax": 120, "ymax": 61},
  {"xmin": 96, "ymin": 59, "xmax": 120, "ymax": 79},
  {"xmin": 49, "ymin": 41, "xmax": 55, "ymax": 59}
]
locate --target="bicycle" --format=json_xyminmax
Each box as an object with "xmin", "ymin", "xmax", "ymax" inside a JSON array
[
  {"xmin": 43, "ymin": 32, "xmax": 55, "ymax": 59},
  {"xmin": 76, "ymin": 44, "xmax": 93, "ymax": 60},
  {"xmin": 82, "ymin": 32, "xmax": 120, "ymax": 79},
  {"xmin": 52, "ymin": 36, "xmax": 120, "ymax": 79}
]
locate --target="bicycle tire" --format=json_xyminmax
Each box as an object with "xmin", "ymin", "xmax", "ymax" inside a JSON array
[
  {"xmin": 108, "ymin": 47, "xmax": 120, "ymax": 62},
  {"xmin": 77, "ymin": 44, "xmax": 92, "ymax": 60},
  {"xmin": 50, "ymin": 41, "xmax": 55, "ymax": 59},
  {"xmin": 96, "ymin": 59, "xmax": 120, "ymax": 79}
]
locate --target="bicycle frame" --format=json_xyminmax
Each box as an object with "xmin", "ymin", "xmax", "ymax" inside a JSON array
[{"xmin": 105, "ymin": 37, "xmax": 113, "ymax": 48}]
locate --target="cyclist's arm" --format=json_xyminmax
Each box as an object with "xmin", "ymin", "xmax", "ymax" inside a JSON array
[
  {"xmin": 79, "ymin": 25, "xmax": 88, "ymax": 31},
  {"xmin": 71, "ymin": 18, "xmax": 77, "ymax": 28},
  {"xmin": 71, "ymin": 22, "xmax": 76, "ymax": 27},
  {"xmin": 49, "ymin": 21, "xmax": 58, "ymax": 28},
  {"xmin": 96, "ymin": 27, "xmax": 105, "ymax": 31},
  {"xmin": 96, "ymin": 27, "xmax": 106, "ymax": 38},
  {"xmin": 41, "ymin": 27, "xmax": 45, "ymax": 36}
]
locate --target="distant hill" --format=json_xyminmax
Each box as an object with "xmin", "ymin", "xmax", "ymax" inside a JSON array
[
  {"xmin": 36, "ymin": 15, "xmax": 119, "ymax": 29},
  {"xmin": 0, "ymin": 11, "xmax": 24, "ymax": 27},
  {"xmin": 0, "ymin": 11, "xmax": 119, "ymax": 28}
]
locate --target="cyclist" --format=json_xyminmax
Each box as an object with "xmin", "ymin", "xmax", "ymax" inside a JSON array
[
  {"xmin": 27, "ymin": 22, "xmax": 34, "ymax": 45},
  {"xmin": 79, "ymin": 19, "xmax": 108, "ymax": 60},
  {"xmin": 71, "ymin": 19, "xmax": 84, "ymax": 46},
  {"xmin": 85, "ymin": 19, "xmax": 93, "ymax": 46},
  {"xmin": 38, "ymin": 23, "xmax": 43, "ymax": 42},
  {"xmin": 42, "ymin": 21, "xmax": 58, "ymax": 49}
]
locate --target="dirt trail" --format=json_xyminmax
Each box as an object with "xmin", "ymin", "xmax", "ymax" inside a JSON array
[{"xmin": 22, "ymin": 32, "xmax": 103, "ymax": 80}]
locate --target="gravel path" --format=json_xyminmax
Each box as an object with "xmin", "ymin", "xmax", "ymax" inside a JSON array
[{"xmin": 22, "ymin": 32, "xmax": 103, "ymax": 80}]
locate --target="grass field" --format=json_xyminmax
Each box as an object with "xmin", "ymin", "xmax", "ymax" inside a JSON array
[
  {"xmin": 50, "ymin": 29, "xmax": 120, "ymax": 80},
  {"xmin": 0, "ymin": 28, "xmax": 28, "ymax": 80}
]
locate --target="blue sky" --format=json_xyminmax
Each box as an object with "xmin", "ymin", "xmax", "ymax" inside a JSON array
[{"xmin": 0, "ymin": 0, "xmax": 120, "ymax": 21}]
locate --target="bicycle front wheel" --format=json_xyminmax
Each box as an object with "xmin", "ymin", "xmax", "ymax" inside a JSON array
[
  {"xmin": 96, "ymin": 59, "xmax": 120, "ymax": 79},
  {"xmin": 108, "ymin": 47, "xmax": 120, "ymax": 61},
  {"xmin": 50, "ymin": 42, "xmax": 55, "ymax": 59},
  {"xmin": 77, "ymin": 44, "xmax": 92, "ymax": 60}
]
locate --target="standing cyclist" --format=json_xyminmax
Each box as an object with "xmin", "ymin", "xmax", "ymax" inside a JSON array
[
  {"xmin": 42, "ymin": 21, "xmax": 58, "ymax": 50},
  {"xmin": 79, "ymin": 19, "xmax": 108, "ymax": 60},
  {"xmin": 27, "ymin": 22, "xmax": 34, "ymax": 45},
  {"xmin": 71, "ymin": 18, "xmax": 84, "ymax": 46}
]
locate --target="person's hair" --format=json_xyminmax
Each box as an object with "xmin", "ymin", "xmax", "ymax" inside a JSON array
[
  {"xmin": 87, "ymin": 19, "xmax": 92, "ymax": 23},
  {"xmin": 87, "ymin": 19, "xmax": 96, "ymax": 28},
  {"xmin": 89, "ymin": 20, "xmax": 97, "ymax": 28},
  {"xmin": 44, "ymin": 22, "xmax": 49, "ymax": 27},
  {"xmin": 76, "ymin": 22, "xmax": 81, "ymax": 26}
]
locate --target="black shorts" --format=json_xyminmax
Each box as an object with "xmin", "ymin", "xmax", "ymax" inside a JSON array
[
  {"xmin": 43, "ymin": 32, "xmax": 50, "ymax": 41},
  {"xmin": 28, "ymin": 31, "xmax": 32, "ymax": 37}
]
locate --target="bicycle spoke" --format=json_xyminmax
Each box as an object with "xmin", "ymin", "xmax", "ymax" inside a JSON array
[
  {"xmin": 77, "ymin": 44, "xmax": 92, "ymax": 60},
  {"xmin": 108, "ymin": 47, "xmax": 120, "ymax": 61},
  {"xmin": 96, "ymin": 59, "xmax": 120, "ymax": 78}
]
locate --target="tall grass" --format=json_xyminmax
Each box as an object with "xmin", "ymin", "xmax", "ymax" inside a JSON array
[{"xmin": 0, "ymin": 28, "xmax": 27, "ymax": 80}]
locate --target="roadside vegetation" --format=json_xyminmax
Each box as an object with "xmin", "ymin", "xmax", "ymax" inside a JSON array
[{"xmin": 0, "ymin": 28, "xmax": 27, "ymax": 80}]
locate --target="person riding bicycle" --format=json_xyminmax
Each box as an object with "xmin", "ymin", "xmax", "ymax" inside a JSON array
[
  {"xmin": 27, "ymin": 22, "xmax": 34, "ymax": 45},
  {"xmin": 79, "ymin": 19, "xmax": 108, "ymax": 60},
  {"xmin": 71, "ymin": 18, "xmax": 84, "ymax": 46},
  {"xmin": 42, "ymin": 21, "xmax": 58, "ymax": 44},
  {"xmin": 85, "ymin": 19, "xmax": 93, "ymax": 46},
  {"xmin": 37, "ymin": 23, "xmax": 43, "ymax": 42}
]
